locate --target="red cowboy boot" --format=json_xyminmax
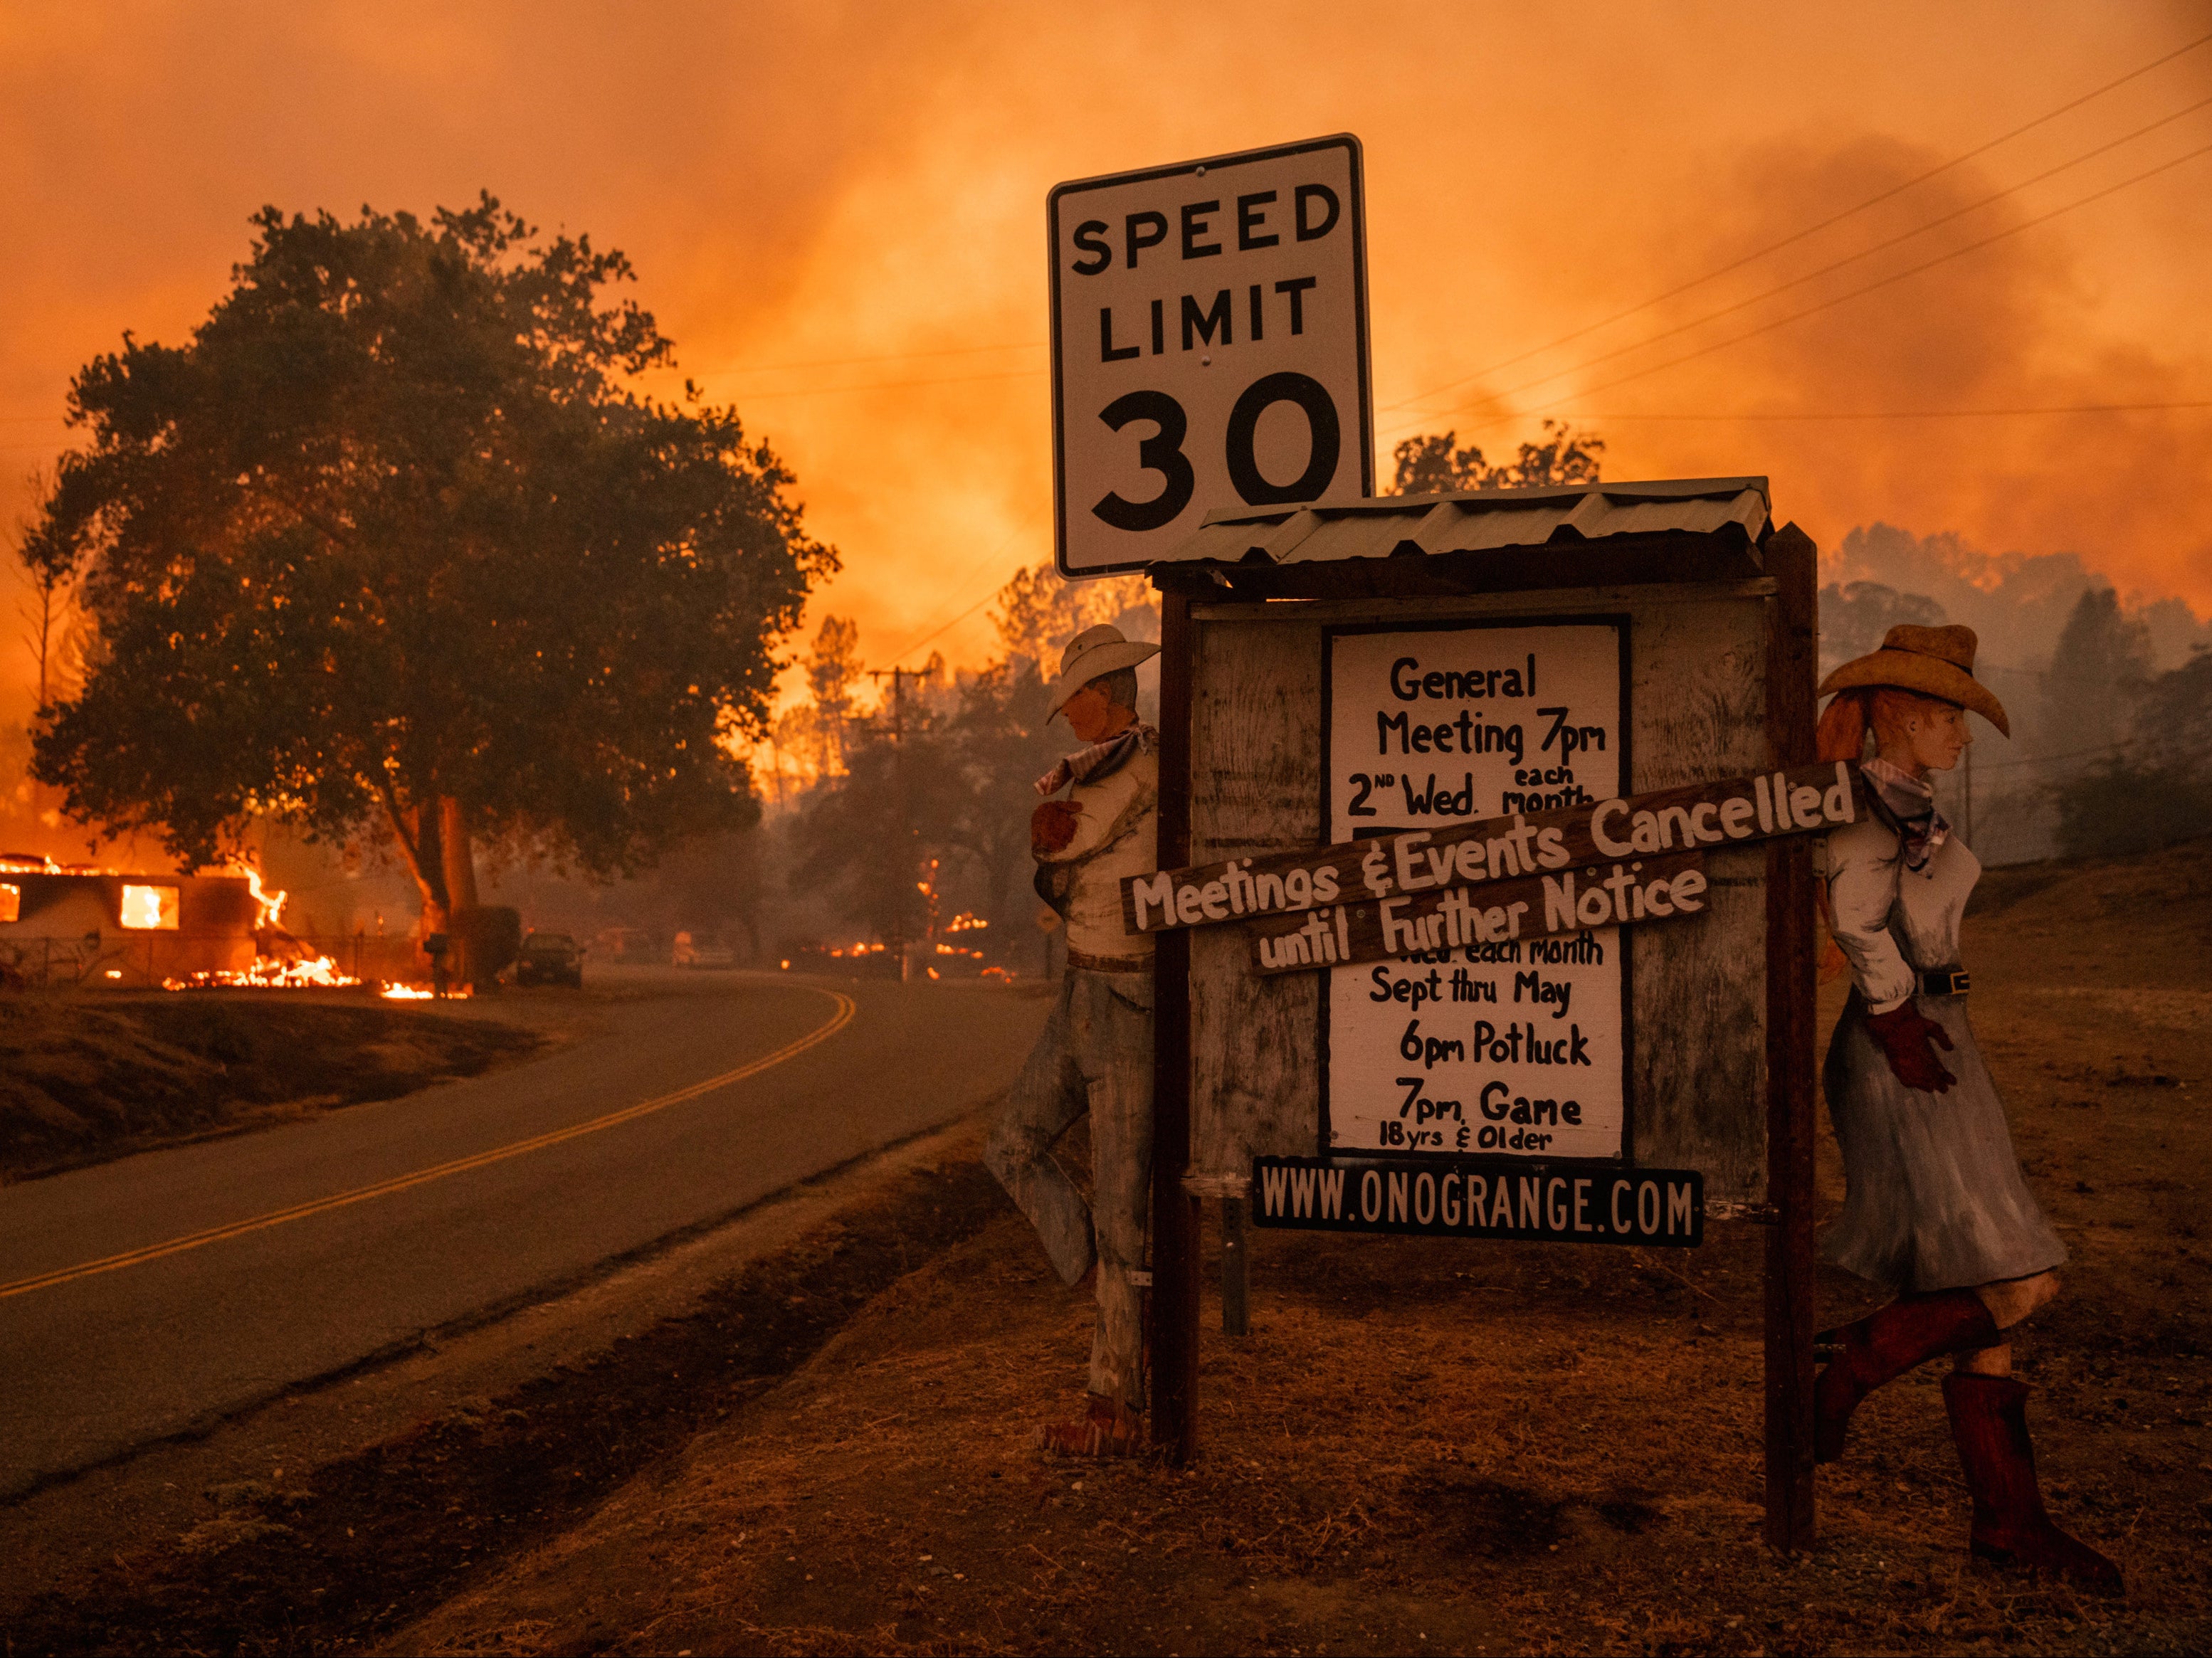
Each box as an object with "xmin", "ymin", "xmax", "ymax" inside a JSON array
[
  {"xmin": 1944, "ymin": 1373, "xmax": 2122, "ymax": 1594},
  {"xmin": 1041, "ymin": 1393, "xmax": 1144, "ymax": 1459},
  {"xmin": 1815, "ymin": 1289, "xmax": 1998, "ymax": 1462}
]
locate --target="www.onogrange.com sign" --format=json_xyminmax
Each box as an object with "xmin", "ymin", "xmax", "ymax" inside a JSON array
[{"xmin": 1253, "ymin": 1156, "xmax": 1704, "ymax": 1246}]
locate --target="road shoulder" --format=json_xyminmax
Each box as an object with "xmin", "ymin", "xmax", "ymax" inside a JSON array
[{"xmin": 0, "ymin": 1112, "xmax": 1008, "ymax": 1652}]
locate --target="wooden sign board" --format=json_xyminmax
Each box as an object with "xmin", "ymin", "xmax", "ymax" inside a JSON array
[
  {"xmin": 1174, "ymin": 577, "xmax": 1784, "ymax": 1202},
  {"xmin": 1142, "ymin": 488, "xmax": 1821, "ymax": 1555}
]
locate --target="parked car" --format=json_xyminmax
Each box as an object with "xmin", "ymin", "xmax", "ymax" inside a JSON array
[
  {"xmin": 513, "ymin": 930, "xmax": 584, "ymax": 988},
  {"xmin": 673, "ymin": 930, "xmax": 736, "ymax": 968},
  {"xmin": 592, "ymin": 926, "xmax": 660, "ymax": 964}
]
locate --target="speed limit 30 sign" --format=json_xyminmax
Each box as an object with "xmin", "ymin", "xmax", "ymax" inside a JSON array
[{"xmin": 1049, "ymin": 134, "xmax": 1373, "ymax": 577}]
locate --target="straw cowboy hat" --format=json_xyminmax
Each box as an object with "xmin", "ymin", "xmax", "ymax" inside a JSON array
[
  {"xmin": 1817, "ymin": 623, "xmax": 2011, "ymax": 735},
  {"xmin": 1046, "ymin": 623, "xmax": 1160, "ymax": 719}
]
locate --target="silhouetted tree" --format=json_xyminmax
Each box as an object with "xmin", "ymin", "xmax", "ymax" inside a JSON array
[
  {"xmin": 774, "ymin": 614, "xmax": 865, "ymax": 783},
  {"xmin": 1390, "ymin": 420, "xmax": 1604, "ymax": 495},
  {"xmin": 1818, "ymin": 581, "xmax": 1946, "ymax": 675},
  {"xmin": 2040, "ymin": 588, "xmax": 2151, "ymax": 766},
  {"xmin": 943, "ymin": 655, "xmax": 1065, "ymax": 929},
  {"xmin": 2054, "ymin": 645, "xmax": 2212, "ymax": 858},
  {"xmin": 994, "ymin": 561, "xmax": 1156, "ymax": 671},
  {"xmin": 18, "ymin": 196, "xmax": 831, "ymax": 942}
]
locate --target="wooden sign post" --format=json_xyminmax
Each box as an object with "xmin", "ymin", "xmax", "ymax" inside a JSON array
[{"xmin": 1140, "ymin": 483, "xmax": 1820, "ymax": 1551}]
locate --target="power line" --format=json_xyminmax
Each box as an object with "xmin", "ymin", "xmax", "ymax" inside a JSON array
[
  {"xmin": 1386, "ymin": 93, "xmax": 2212, "ymax": 424},
  {"xmin": 883, "ymin": 587, "xmax": 1002, "ymax": 666},
  {"xmin": 1542, "ymin": 399, "xmax": 2212, "ymax": 422},
  {"xmin": 650, "ymin": 340, "xmax": 1045, "ymax": 377},
  {"xmin": 873, "ymin": 516, "xmax": 1051, "ymax": 666},
  {"xmin": 683, "ymin": 366, "xmax": 1045, "ymax": 401},
  {"xmin": 1389, "ymin": 137, "xmax": 2212, "ymax": 439},
  {"xmin": 0, "ymin": 349, "xmax": 1050, "ymax": 424},
  {"xmin": 1384, "ymin": 26, "xmax": 2212, "ymax": 414}
]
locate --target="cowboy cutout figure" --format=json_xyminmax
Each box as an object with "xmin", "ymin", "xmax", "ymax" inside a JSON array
[
  {"xmin": 986, "ymin": 624, "xmax": 1160, "ymax": 1457},
  {"xmin": 1814, "ymin": 623, "xmax": 2119, "ymax": 1593}
]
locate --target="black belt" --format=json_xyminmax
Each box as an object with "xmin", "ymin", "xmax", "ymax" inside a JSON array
[{"xmin": 1918, "ymin": 966, "xmax": 1971, "ymax": 998}]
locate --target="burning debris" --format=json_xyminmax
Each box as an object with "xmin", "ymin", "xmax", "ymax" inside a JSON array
[{"xmin": 0, "ymin": 852, "xmax": 443, "ymax": 996}]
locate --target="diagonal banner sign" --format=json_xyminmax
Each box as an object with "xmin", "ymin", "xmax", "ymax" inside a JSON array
[
  {"xmin": 1245, "ymin": 847, "xmax": 1707, "ymax": 975},
  {"xmin": 1121, "ymin": 759, "xmax": 1864, "ymax": 940}
]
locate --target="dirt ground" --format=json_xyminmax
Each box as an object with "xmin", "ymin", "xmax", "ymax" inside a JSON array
[
  {"xmin": 368, "ymin": 838, "xmax": 2210, "ymax": 1657},
  {"xmin": 5, "ymin": 840, "xmax": 2205, "ymax": 1657},
  {"xmin": 0, "ymin": 992, "xmax": 546, "ymax": 1181}
]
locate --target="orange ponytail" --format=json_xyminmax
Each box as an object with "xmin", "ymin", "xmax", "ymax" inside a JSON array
[{"xmin": 1816, "ymin": 688, "xmax": 1871, "ymax": 764}]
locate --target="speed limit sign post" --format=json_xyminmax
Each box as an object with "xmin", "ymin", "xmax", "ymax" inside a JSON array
[{"xmin": 1049, "ymin": 134, "xmax": 1373, "ymax": 576}]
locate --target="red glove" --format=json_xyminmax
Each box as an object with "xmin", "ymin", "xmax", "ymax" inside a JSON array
[
  {"xmin": 1864, "ymin": 1001, "xmax": 1956, "ymax": 1094},
  {"xmin": 1032, "ymin": 798, "xmax": 1083, "ymax": 856}
]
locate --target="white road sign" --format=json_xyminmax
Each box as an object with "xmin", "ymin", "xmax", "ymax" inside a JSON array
[
  {"xmin": 1048, "ymin": 134, "xmax": 1371, "ymax": 577},
  {"xmin": 1322, "ymin": 620, "xmax": 1631, "ymax": 1162}
]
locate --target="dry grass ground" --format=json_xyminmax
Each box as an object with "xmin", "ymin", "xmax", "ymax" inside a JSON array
[
  {"xmin": 0, "ymin": 995, "xmax": 548, "ymax": 1185},
  {"xmin": 384, "ymin": 838, "xmax": 2211, "ymax": 1657},
  {"xmin": 0, "ymin": 993, "xmax": 546, "ymax": 1181}
]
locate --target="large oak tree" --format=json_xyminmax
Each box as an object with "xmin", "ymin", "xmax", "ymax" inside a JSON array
[{"xmin": 21, "ymin": 196, "xmax": 832, "ymax": 939}]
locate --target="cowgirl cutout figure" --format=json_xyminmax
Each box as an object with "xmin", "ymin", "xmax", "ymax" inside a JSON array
[{"xmin": 1814, "ymin": 624, "xmax": 2119, "ymax": 1594}]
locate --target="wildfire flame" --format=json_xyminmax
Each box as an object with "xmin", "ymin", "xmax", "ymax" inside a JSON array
[
  {"xmin": 159, "ymin": 862, "xmax": 368, "ymax": 991},
  {"xmin": 241, "ymin": 866, "xmax": 286, "ymax": 931},
  {"xmin": 162, "ymin": 955, "xmax": 358, "ymax": 991},
  {"xmin": 121, "ymin": 886, "xmax": 162, "ymax": 929}
]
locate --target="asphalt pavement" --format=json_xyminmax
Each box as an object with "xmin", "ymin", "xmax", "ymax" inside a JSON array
[{"xmin": 0, "ymin": 970, "xmax": 1050, "ymax": 1497}]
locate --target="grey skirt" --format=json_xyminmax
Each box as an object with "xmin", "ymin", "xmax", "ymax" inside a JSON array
[{"xmin": 1821, "ymin": 991, "xmax": 2066, "ymax": 1293}]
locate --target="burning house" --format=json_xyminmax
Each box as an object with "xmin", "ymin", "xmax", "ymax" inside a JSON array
[{"xmin": 0, "ymin": 856, "xmax": 259, "ymax": 986}]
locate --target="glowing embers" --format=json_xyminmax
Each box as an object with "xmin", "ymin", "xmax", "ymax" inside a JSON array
[
  {"xmin": 0, "ymin": 882, "xmax": 17, "ymax": 924},
  {"xmin": 120, "ymin": 884, "xmax": 181, "ymax": 930},
  {"xmin": 163, "ymin": 955, "xmax": 359, "ymax": 991}
]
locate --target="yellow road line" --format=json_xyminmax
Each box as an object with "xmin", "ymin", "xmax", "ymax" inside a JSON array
[{"xmin": 0, "ymin": 990, "xmax": 858, "ymax": 1303}]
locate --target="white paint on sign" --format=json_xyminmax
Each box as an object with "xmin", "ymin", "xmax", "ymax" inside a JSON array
[
  {"xmin": 1322, "ymin": 621, "xmax": 1629, "ymax": 1161},
  {"xmin": 1048, "ymin": 134, "xmax": 1371, "ymax": 577}
]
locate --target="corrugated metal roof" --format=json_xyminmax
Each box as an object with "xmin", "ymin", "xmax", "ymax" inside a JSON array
[{"xmin": 1166, "ymin": 477, "xmax": 1771, "ymax": 566}]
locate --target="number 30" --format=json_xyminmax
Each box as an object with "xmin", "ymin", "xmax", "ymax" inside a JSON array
[{"xmin": 1090, "ymin": 374, "xmax": 1341, "ymax": 532}]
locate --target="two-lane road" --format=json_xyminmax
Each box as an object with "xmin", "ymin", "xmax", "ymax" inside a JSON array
[{"xmin": 0, "ymin": 973, "xmax": 1048, "ymax": 1496}]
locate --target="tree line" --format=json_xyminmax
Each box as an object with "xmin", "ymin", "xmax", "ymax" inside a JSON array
[{"xmin": 16, "ymin": 186, "xmax": 2195, "ymax": 976}]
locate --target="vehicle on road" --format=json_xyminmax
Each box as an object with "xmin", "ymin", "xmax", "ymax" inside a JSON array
[
  {"xmin": 673, "ymin": 931, "xmax": 737, "ymax": 968},
  {"xmin": 593, "ymin": 926, "xmax": 661, "ymax": 965},
  {"xmin": 512, "ymin": 931, "xmax": 584, "ymax": 988}
]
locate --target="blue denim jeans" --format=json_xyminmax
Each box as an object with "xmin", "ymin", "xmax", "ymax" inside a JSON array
[{"xmin": 986, "ymin": 967, "xmax": 1154, "ymax": 1408}]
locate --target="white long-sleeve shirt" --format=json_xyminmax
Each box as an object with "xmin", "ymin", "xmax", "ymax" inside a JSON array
[
  {"xmin": 1823, "ymin": 813, "xmax": 1979, "ymax": 1013},
  {"xmin": 1037, "ymin": 741, "xmax": 1158, "ymax": 966}
]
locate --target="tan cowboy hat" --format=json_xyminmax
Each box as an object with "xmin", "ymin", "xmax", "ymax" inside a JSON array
[
  {"xmin": 1046, "ymin": 623, "xmax": 1159, "ymax": 719},
  {"xmin": 1817, "ymin": 623, "xmax": 2010, "ymax": 736}
]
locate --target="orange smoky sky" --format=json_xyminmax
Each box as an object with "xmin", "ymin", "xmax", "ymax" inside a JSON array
[{"xmin": 4, "ymin": 0, "xmax": 2210, "ymax": 733}]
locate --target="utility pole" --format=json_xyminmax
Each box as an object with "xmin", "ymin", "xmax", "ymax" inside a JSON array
[
  {"xmin": 868, "ymin": 666, "xmax": 925, "ymax": 978},
  {"xmin": 867, "ymin": 666, "xmax": 922, "ymax": 744}
]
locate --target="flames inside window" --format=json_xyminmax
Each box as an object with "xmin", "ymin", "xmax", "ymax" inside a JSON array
[
  {"xmin": 120, "ymin": 884, "xmax": 180, "ymax": 931},
  {"xmin": 0, "ymin": 883, "xmax": 17, "ymax": 924}
]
